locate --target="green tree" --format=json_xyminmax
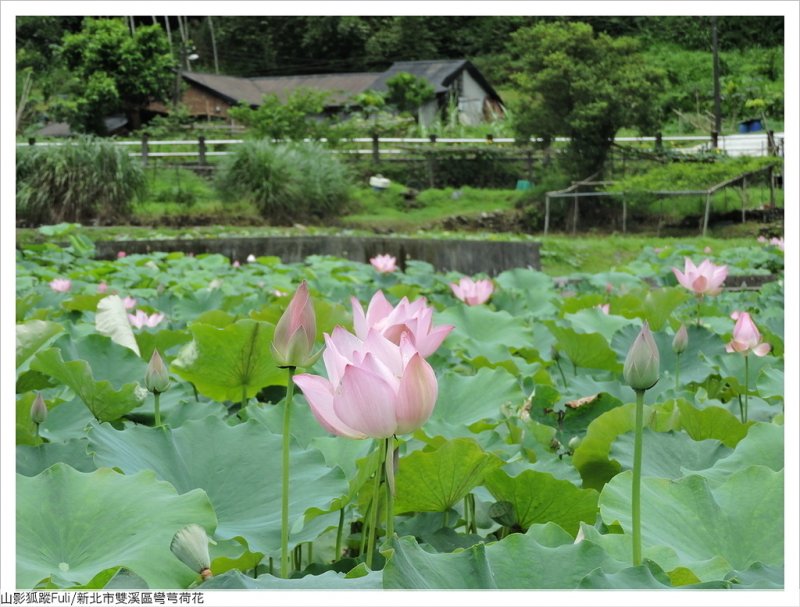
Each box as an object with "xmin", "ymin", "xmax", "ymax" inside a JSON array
[
  {"xmin": 509, "ymin": 21, "xmax": 666, "ymax": 179},
  {"xmin": 228, "ymin": 88, "xmax": 335, "ymax": 141},
  {"xmin": 384, "ymin": 72, "xmax": 436, "ymax": 124},
  {"xmin": 55, "ymin": 18, "xmax": 173, "ymax": 134}
]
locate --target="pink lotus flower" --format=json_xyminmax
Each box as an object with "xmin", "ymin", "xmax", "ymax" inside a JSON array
[
  {"xmin": 271, "ymin": 281, "xmax": 321, "ymax": 368},
  {"xmin": 123, "ymin": 296, "xmax": 137, "ymax": 310},
  {"xmin": 370, "ymin": 254, "xmax": 398, "ymax": 273},
  {"xmin": 769, "ymin": 237, "xmax": 784, "ymax": 251},
  {"xmin": 233, "ymin": 260, "xmax": 241, "ymax": 268},
  {"xmin": 97, "ymin": 282, "xmax": 109, "ymax": 294},
  {"xmin": 672, "ymin": 258, "xmax": 727, "ymax": 296},
  {"xmin": 49, "ymin": 278, "xmax": 71, "ymax": 293},
  {"xmin": 726, "ymin": 311, "xmax": 771, "ymax": 357},
  {"xmin": 117, "ymin": 251, "xmax": 127, "ymax": 259},
  {"xmin": 757, "ymin": 236, "xmax": 768, "ymax": 244},
  {"xmin": 351, "ymin": 291, "xmax": 453, "ymax": 358},
  {"xmin": 450, "ymin": 277, "xmax": 494, "ymax": 306},
  {"xmin": 596, "ymin": 303, "xmax": 610, "ymax": 315},
  {"xmin": 128, "ymin": 310, "xmax": 165, "ymax": 329},
  {"xmin": 294, "ymin": 327, "xmax": 438, "ymax": 439}
]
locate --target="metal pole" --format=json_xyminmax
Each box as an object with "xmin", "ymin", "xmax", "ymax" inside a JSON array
[
  {"xmin": 572, "ymin": 195, "xmax": 578, "ymax": 235},
  {"xmin": 702, "ymin": 192, "xmax": 711, "ymax": 237},
  {"xmin": 208, "ymin": 16, "xmax": 219, "ymax": 74}
]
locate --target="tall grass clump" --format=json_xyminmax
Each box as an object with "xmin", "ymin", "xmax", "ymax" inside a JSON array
[
  {"xmin": 16, "ymin": 137, "xmax": 145, "ymax": 226},
  {"xmin": 215, "ymin": 140, "xmax": 353, "ymax": 224}
]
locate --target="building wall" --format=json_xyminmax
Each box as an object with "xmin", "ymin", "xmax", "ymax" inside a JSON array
[
  {"xmin": 148, "ymin": 85, "xmax": 235, "ymax": 119},
  {"xmin": 458, "ymin": 71, "xmax": 487, "ymax": 125}
]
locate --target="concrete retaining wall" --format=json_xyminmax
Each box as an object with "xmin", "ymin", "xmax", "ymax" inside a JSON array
[{"xmin": 96, "ymin": 236, "xmax": 541, "ymax": 275}]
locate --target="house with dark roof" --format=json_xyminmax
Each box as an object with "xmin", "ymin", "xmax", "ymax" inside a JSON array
[{"xmin": 148, "ymin": 60, "xmax": 504, "ymax": 127}]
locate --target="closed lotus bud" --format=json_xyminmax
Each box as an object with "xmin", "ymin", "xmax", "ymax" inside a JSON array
[
  {"xmin": 568, "ymin": 436, "xmax": 582, "ymax": 451},
  {"xmin": 623, "ymin": 321, "xmax": 660, "ymax": 392},
  {"xmin": 170, "ymin": 524, "xmax": 213, "ymax": 580},
  {"xmin": 30, "ymin": 393, "xmax": 48, "ymax": 425},
  {"xmin": 271, "ymin": 281, "xmax": 321, "ymax": 368},
  {"xmin": 145, "ymin": 349, "xmax": 170, "ymax": 394},
  {"xmin": 672, "ymin": 324, "xmax": 689, "ymax": 354}
]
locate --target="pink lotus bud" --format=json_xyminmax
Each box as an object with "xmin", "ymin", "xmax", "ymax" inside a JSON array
[
  {"xmin": 450, "ymin": 277, "xmax": 494, "ymax": 306},
  {"xmin": 596, "ymin": 303, "xmax": 610, "ymax": 315},
  {"xmin": 117, "ymin": 251, "xmax": 127, "ymax": 259},
  {"xmin": 351, "ymin": 291, "xmax": 453, "ymax": 358},
  {"xmin": 370, "ymin": 254, "xmax": 398, "ymax": 273},
  {"xmin": 97, "ymin": 282, "xmax": 109, "ymax": 294},
  {"xmin": 271, "ymin": 281, "xmax": 320, "ymax": 368},
  {"xmin": 144, "ymin": 349, "xmax": 170, "ymax": 394},
  {"xmin": 672, "ymin": 258, "xmax": 727, "ymax": 296},
  {"xmin": 233, "ymin": 260, "xmax": 241, "ymax": 268},
  {"xmin": 726, "ymin": 311, "xmax": 771, "ymax": 357},
  {"xmin": 30, "ymin": 392, "xmax": 48, "ymax": 425},
  {"xmin": 49, "ymin": 278, "xmax": 71, "ymax": 293},
  {"xmin": 123, "ymin": 296, "xmax": 137, "ymax": 310},
  {"xmin": 623, "ymin": 322, "xmax": 660, "ymax": 392},
  {"xmin": 769, "ymin": 237, "xmax": 784, "ymax": 251},
  {"xmin": 672, "ymin": 324, "xmax": 689, "ymax": 354},
  {"xmin": 293, "ymin": 329, "xmax": 439, "ymax": 439}
]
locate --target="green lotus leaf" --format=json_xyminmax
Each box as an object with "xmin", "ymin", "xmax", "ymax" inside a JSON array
[
  {"xmin": 492, "ymin": 267, "xmax": 558, "ymax": 318},
  {"xmin": 172, "ymin": 319, "xmax": 285, "ymax": 402},
  {"xmin": 17, "ymin": 464, "xmax": 216, "ymax": 589},
  {"xmin": 436, "ymin": 304, "xmax": 534, "ymax": 363},
  {"xmin": 87, "ymin": 416, "xmax": 347, "ymax": 555},
  {"xmin": 29, "ymin": 334, "xmax": 148, "ymax": 422},
  {"xmin": 484, "ymin": 469, "xmax": 598, "ymax": 536},
  {"xmin": 599, "ymin": 466, "xmax": 783, "ymax": 572},
  {"xmin": 697, "ymin": 422, "xmax": 783, "ymax": 486},
  {"xmin": 16, "ymin": 320, "xmax": 65, "ymax": 370},
  {"xmin": 544, "ymin": 322, "xmax": 621, "ymax": 372},
  {"xmin": 563, "ymin": 308, "xmax": 636, "ymax": 341},
  {"xmin": 382, "ymin": 526, "xmax": 626, "ymax": 589},
  {"xmin": 17, "ymin": 439, "xmax": 95, "ymax": 476},
  {"xmin": 394, "ymin": 438, "xmax": 504, "ymax": 513},
  {"xmin": 197, "ymin": 568, "xmax": 383, "ymax": 589}
]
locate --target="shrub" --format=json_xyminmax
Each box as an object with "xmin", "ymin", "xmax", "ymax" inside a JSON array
[
  {"xmin": 215, "ymin": 141, "xmax": 353, "ymax": 224},
  {"xmin": 16, "ymin": 137, "xmax": 145, "ymax": 226}
]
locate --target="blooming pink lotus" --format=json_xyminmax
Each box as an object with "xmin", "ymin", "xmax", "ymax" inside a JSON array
[
  {"xmin": 294, "ymin": 327, "xmax": 438, "ymax": 439},
  {"xmin": 123, "ymin": 296, "xmax": 137, "ymax": 309},
  {"xmin": 49, "ymin": 278, "xmax": 71, "ymax": 293},
  {"xmin": 271, "ymin": 281, "xmax": 321, "ymax": 368},
  {"xmin": 770, "ymin": 237, "xmax": 784, "ymax": 251},
  {"xmin": 450, "ymin": 277, "xmax": 494, "ymax": 306},
  {"xmin": 97, "ymin": 282, "xmax": 109, "ymax": 294},
  {"xmin": 726, "ymin": 311, "xmax": 771, "ymax": 357},
  {"xmin": 370, "ymin": 254, "xmax": 398, "ymax": 273},
  {"xmin": 233, "ymin": 260, "xmax": 241, "ymax": 268},
  {"xmin": 672, "ymin": 258, "xmax": 727, "ymax": 296},
  {"xmin": 117, "ymin": 251, "xmax": 127, "ymax": 259},
  {"xmin": 128, "ymin": 310, "xmax": 165, "ymax": 329},
  {"xmin": 352, "ymin": 291, "xmax": 453, "ymax": 358}
]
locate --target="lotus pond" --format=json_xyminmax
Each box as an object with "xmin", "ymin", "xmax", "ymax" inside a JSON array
[{"xmin": 15, "ymin": 237, "xmax": 785, "ymax": 591}]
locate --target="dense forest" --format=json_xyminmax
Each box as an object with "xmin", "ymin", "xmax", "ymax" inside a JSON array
[{"xmin": 15, "ymin": 15, "xmax": 785, "ymax": 141}]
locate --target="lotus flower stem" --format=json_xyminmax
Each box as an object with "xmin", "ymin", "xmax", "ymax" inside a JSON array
[
  {"xmin": 366, "ymin": 438, "xmax": 386, "ymax": 569},
  {"xmin": 359, "ymin": 501, "xmax": 371, "ymax": 558},
  {"xmin": 335, "ymin": 507, "xmax": 345, "ymax": 562},
  {"xmin": 696, "ymin": 297, "xmax": 702, "ymax": 327},
  {"xmin": 384, "ymin": 437, "xmax": 394, "ymax": 542},
  {"xmin": 744, "ymin": 355, "xmax": 750, "ymax": 423},
  {"xmin": 153, "ymin": 393, "xmax": 161, "ymax": 427},
  {"xmin": 280, "ymin": 367, "xmax": 296, "ymax": 578},
  {"xmin": 632, "ymin": 389, "xmax": 645, "ymax": 566},
  {"xmin": 674, "ymin": 354, "xmax": 681, "ymax": 393},
  {"xmin": 556, "ymin": 360, "xmax": 568, "ymax": 389}
]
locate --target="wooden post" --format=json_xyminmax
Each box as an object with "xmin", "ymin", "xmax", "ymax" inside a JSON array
[
  {"xmin": 28, "ymin": 137, "xmax": 35, "ymax": 146},
  {"xmin": 741, "ymin": 176, "xmax": 747, "ymax": 224},
  {"xmin": 655, "ymin": 132, "xmax": 663, "ymax": 153},
  {"xmin": 486, "ymin": 133, "xmax": 494, "ymax": 144},
  {"xmin": 544, "ymin": 195, "xmax": 550, "ymax": 236},
  {"xmin": 526, "ymin": 149, "xmax": 533, "ymax": 183},
  {"xmin": 371, "ymin": 133, "xmax": 380, "ymax": 164},
  {"xmin": 622, "ymin": 194, "xmax": 627, "ymax": 234},
  {"xmin": 427, "ymin": 135, "xmax": 436, "ymax": 189},
  {"xmin": 572, "ymin": 195, "xmax": 579, "ymax": 235},
  {"xmin": 711, "ymin": 130, "xmax": 719, "ymax": 150},
  {"xmin": 141, "ymin": 133, "xmax": 149, "ymax": 167},
  {"xmin": 768, "ymin": 165, "xmax": 775, "ymax": 207},
  {"xmin": 767, "ymin": 130, "xmax": 776, "ymax": 156},
  {"xmin": 198, "ymin": 135, "xmax": 207, "ymax": 166},
  {"xmin": 702, "ymin": 191, "xmax": 712, "ymax": 237}
]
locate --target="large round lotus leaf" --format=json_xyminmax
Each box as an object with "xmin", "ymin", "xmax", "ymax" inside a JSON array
[
  {"xmin": 17, "ymin": 464, "xmax": 216, "ymax": 589},
  {"xmin": 599, "ymin": 466, "xmax": 783, "ymax": 571},
  {"xmin": 394, "ymin": 438, "xmax": 503, "ymax": 513},
  {"xmin": 484, "ymin": 469, "xmax": 598, "ymax": 536},
  {"xmin": 382, "ymin": 527, "xmax": 626, "ymax": 589},
  {"xmin": 422, "ymin": 367, "xmax": 522, "ymax": 438},
  {"xmin": 87, "ymin": 416, "xmax": 347, "ymax": 555},
  {"xmin": 435, "ymin": 305, "xmax": 534, "ymax": 363},
  {"xmin": 16, "ymin": 320, "xmax": 64, "ymax": 370},
  {"xmin": 612, "ymin": 287, "xmax": 689, "ymax": 331},
  {"xmin": 544, "ymin": 322, "xmax": 621, "ymax": 372},
  {"xmin": 563, "ymin": 308, "xmax": 636, "ymax": 341},
  {"xmin": 29, "ymin": 334, "xmax": 148, "ymax": 422},
  {"xmin": 609, "ymin": 430, "xmax": 731, "ymax": 479},
  {"xmin": 197, "ymin": 568, "xmax": 383, "ymax": 589},
  {"xmin": 696, "ymin": 422, "xmax": 783, "ymax": 486},
  {"xmin": 17, "ymin": 439, "xmax": 95, "ymax": 476},
  {"xmin": 171, "ymin": 319, "xmax": 286, "ymax": 402},
  {"xmin": 578, "ymin": 562, "xmax": 728, "ymax": 589},
  {"xmin": 492, "ymin": 268, "xmax": 558, "ymax": 318}
]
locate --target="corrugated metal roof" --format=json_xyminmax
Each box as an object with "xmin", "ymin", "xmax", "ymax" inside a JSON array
[
  {"xmin": 183, "ymin": 72, "xmax": 266, "ymax": 105},
  {"xmin": 370, "ymin": 60, "xmax": 470, "ymax": 95},
  {"xmin": 251, "ymin": 73, "xmax": 381, "ymax": 105}
]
